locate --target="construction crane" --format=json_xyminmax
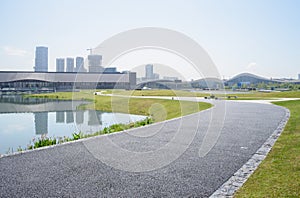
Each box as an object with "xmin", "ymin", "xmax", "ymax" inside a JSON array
[{"xmin": 86, "ymin": 48, "xmax": 93, "ymax": 55}]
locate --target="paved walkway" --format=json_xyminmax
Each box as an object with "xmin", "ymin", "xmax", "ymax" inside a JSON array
[{"xmin": 0, "ymin": 100, "xmax": 287, "ymax": 197}]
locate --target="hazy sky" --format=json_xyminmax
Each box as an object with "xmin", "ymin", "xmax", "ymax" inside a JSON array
[{"xmin": 0, "ymin": 0, "xmax": 299, "ymax": 79}]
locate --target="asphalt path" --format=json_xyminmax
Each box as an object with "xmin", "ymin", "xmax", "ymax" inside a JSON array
[{"xmin": 0, "ymin": 100, "xmax": 286, "ymax": 197}]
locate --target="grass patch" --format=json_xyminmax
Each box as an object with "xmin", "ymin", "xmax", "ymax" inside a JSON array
[
  {"xmin": 29, "ymin": 89, "xmax": 300, "ymax": 101},
  {"xmin": 28, "ymin": 91, "xmax": 212, "ymax": 121},
  {"xmin": 110, "ymin": 89, "xmax": 300, "ymax": 100},
  {"xmin": 111, "ymin": 89, "xmax": 210, "ymax": 97},
  {"xmin": 228, "ymin": 91, "xmax": 300, "ymax": 99},
  {"xmin": 25, "ymin": 90, "xmax": 95, "ymax": 101},
  {"xmin": 226, "ymin": 97, "xmax": 278, "ymax": 100},
  {"xmin": 235, "ymin": 100, "xmax": 300, "ymax": 197}
]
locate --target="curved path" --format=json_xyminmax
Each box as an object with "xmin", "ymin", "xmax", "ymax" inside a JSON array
[{"xmin": 0, "ymin": 100, "xmax": 286, "ymax": 197}]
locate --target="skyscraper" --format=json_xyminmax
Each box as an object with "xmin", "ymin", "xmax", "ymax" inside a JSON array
[
  {"xmin": 66, "ymin": 58, "xmax": 74, "ymax": 72},
  {"xmin": 34, "ymin": 46, "xmax": 48, "ymax": 72},
  {"xmin": 145, "ymin": 64, "xmax": 154, "ymax": 80},
  {"xmin": 56, "ymin": 58, "xmax": 65, "ymax": 72},
  {"xmin": 75, "ymin": 57, "xmax": 85, "ymax": 72},
  {"xmin": 88, "ymin": 54, "xmax": 103, "ymax": 73},
  {"xmin": 298, "ymin": 74, "xmax": 300, "ymax": 80}
]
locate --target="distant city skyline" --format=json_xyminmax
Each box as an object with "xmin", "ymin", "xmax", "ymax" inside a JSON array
[{"xmin": 1, "ymin": 0, "xmax": 300, "ymax": 79}]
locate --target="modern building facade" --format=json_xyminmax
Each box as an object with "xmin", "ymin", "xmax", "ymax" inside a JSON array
[
  {"xmin": 88, "ymin": 55, "xmax": 103, "ymax": 73},
  {"xmin": 103, "ymin": 67, "xmax": 117, "ymax": 73},
  {"xmin": 225, "ymin": 73, "xmax": 275, "ymax": 87},
  {"xmin": 56, "ymin": 58, "xmax": 65, "ymax": 72},
  {"xmin": 0, "ymin": 71, "xmax": 136, "ymax": 92},
  {"xmin": 66, "ymin": 58, "xmax": 74, "ymax": 72},
  {"xmin": 145, "ymin": 64, "xmax": 154, "ymax": 80},
  {"xmin": 34, "ymin": 46, "xmax": 48, "ymax": 72},
  {"xmin": 75, "ymin": 57, "xmax": 85, "ymax": 72}
]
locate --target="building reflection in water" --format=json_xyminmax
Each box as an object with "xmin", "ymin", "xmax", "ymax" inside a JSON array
[
  {"xmin": 76, "ymin": 111, "xmax": 84, "ymax": 124},
  {"xmin": 88, "ymin": 110, "xmax": 102, "ymax": 126},
  {"xmin": 34, "ymin": 110, "xmax": 103, "ymax": 135},
  {"xmin": 34, "ymin": 112, "xmax": 48, "ymax": 135},
  {"xmin": 56, "ymin": 112, "xmax": 65, "ymax": 123},
  {"xmin": 66, "ymin": 111, "xmax": 74, "ymax": 123}
]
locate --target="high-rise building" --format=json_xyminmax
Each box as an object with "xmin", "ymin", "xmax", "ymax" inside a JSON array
[
  {"xmin": 66, "ymin": 58, "xmax": 74, "ymax": 72},
  {"xmin": 145, "ymin": 64, "xmax": 154, "ymax": 80},
  {"xmin": 34, "ymin": 46, "xmax": 48, "ymax": 72},
  {"xmin": 56, "ymin": 58, "xmax": 65, "ymax": 72},
  {"xmin": 88, "ymin": 54, "xmax": 103, "ymax": 73},
  {"xmin": 75, "ymin": 57, "xmax": 85, "ymax": 72},
  {"xmin": 298, "ymin": 74, "xmax": 300, "ymax": 80},
  {"xmin": 153, "ymin": 73, "xmax": 160, "ymax": 80}
]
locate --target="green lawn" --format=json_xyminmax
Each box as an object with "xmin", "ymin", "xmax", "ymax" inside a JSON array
[
  {"xmin": 111, "ymin": 89, "xmax": 209, "ymax": 97},
  {"xmin": 110, "ymin": 89, "xmax": 300, "ymax": 99},
  {"xmin": 28, "ymin": 90, "xmax": 212, "ymax": 122},
  {"xmin": 227, "ymin": 91, "xmax": 300, "ymax": 99},
  {"xmin": 235, "ymin": 100, "xmax": 300, "ymax": 197}
]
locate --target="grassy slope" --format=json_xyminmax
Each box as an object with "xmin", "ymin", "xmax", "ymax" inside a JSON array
[
  {"xmin": 29, "ymin": 91, "xmax": 212, "ymax": 122},
  {"xmin": 112, "ymin": 89, "xmax": 300, "ymax": 99},
  {"xmin": 235, "ymin": 100, "xmax": 300, "ymax": 197},
  {"xmin": 112, "ymin": 89, "xmax": 209, "ymax": 97},
  {"xmin": 228, "ymin": 91, "xmax": 300, "ymax": 98}
]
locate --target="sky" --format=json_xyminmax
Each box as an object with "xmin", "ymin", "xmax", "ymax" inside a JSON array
[{"xmin": 0, "ymin": 0, "xmax": 299, "ymax": 79}]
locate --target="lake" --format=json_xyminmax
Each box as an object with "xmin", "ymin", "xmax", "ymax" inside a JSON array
[{"xmin": 0, "ymin": 95, "xmax": 146, "ymax": 154}]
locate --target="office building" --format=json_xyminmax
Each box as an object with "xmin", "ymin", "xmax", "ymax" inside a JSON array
[
  {"xmin": 56, "ymin": 58, "xmax": 65, "ymax": 72},
  {"xmin": 103, "ymin": 67, "xmax": 117, "ymax": 73},
  {"xmin": 88, "ymin": 54, "xmax": 103, "ymax": 73},
  {"xmin": 66, "ymin": 58, "xmax": 74, "ymax": 72},
  {"xmin": 0, "ymin": 71, "xmax": 137, "ymax": 91},
  {"xmin": 298, "ymin": 74, "xmax": 300, "ymax": 80},
  {"xmin": 145, "ymin": 64, "xmax": 154, "ymax": 80},
  {"xmin": 75, "ymin": 57, "xmax": 85, "ymax": 72},
  {"xmin": 34, "ymin": 46, "xmax": 48, "ymax": 72},
  {"xmin": 153, "ymin": 73, "xmax": 159, "ymax": 80}
]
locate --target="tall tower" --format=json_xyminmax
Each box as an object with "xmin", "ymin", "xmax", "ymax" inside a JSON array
[
  {"xmin": 145, "ymin": 64, "xmax": 154, "ymax": 80},
  {"xmin": 56, "ymin": 58, "xmax": 65, "ymax": 72},
  {"xmin": 75, "ymin": 57, "xmax": 85, "ymax": 72},
  {"xmin": 34, "ymin": 46, "xmax": 48, "ymax": 72},
  {"xmin": 298, "ymin": 74, "xmax": 300, "ymax": 80},
  {"xmin": 88, "ymin": 54, "xmax": 103, "ymax": 73},
  {"xmin": 66, "ymin": 58, "xmax": 74, "ymax": 72}
]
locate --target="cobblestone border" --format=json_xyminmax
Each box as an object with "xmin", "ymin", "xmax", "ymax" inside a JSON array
[{"xmin": 210, "ymin": 106, "xmax": 290, "ymax": 198}]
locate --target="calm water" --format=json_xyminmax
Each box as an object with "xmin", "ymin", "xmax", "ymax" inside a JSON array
[{"xmin": 0, "ymin": 95, "xmax": 146, "ymax": 154}]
